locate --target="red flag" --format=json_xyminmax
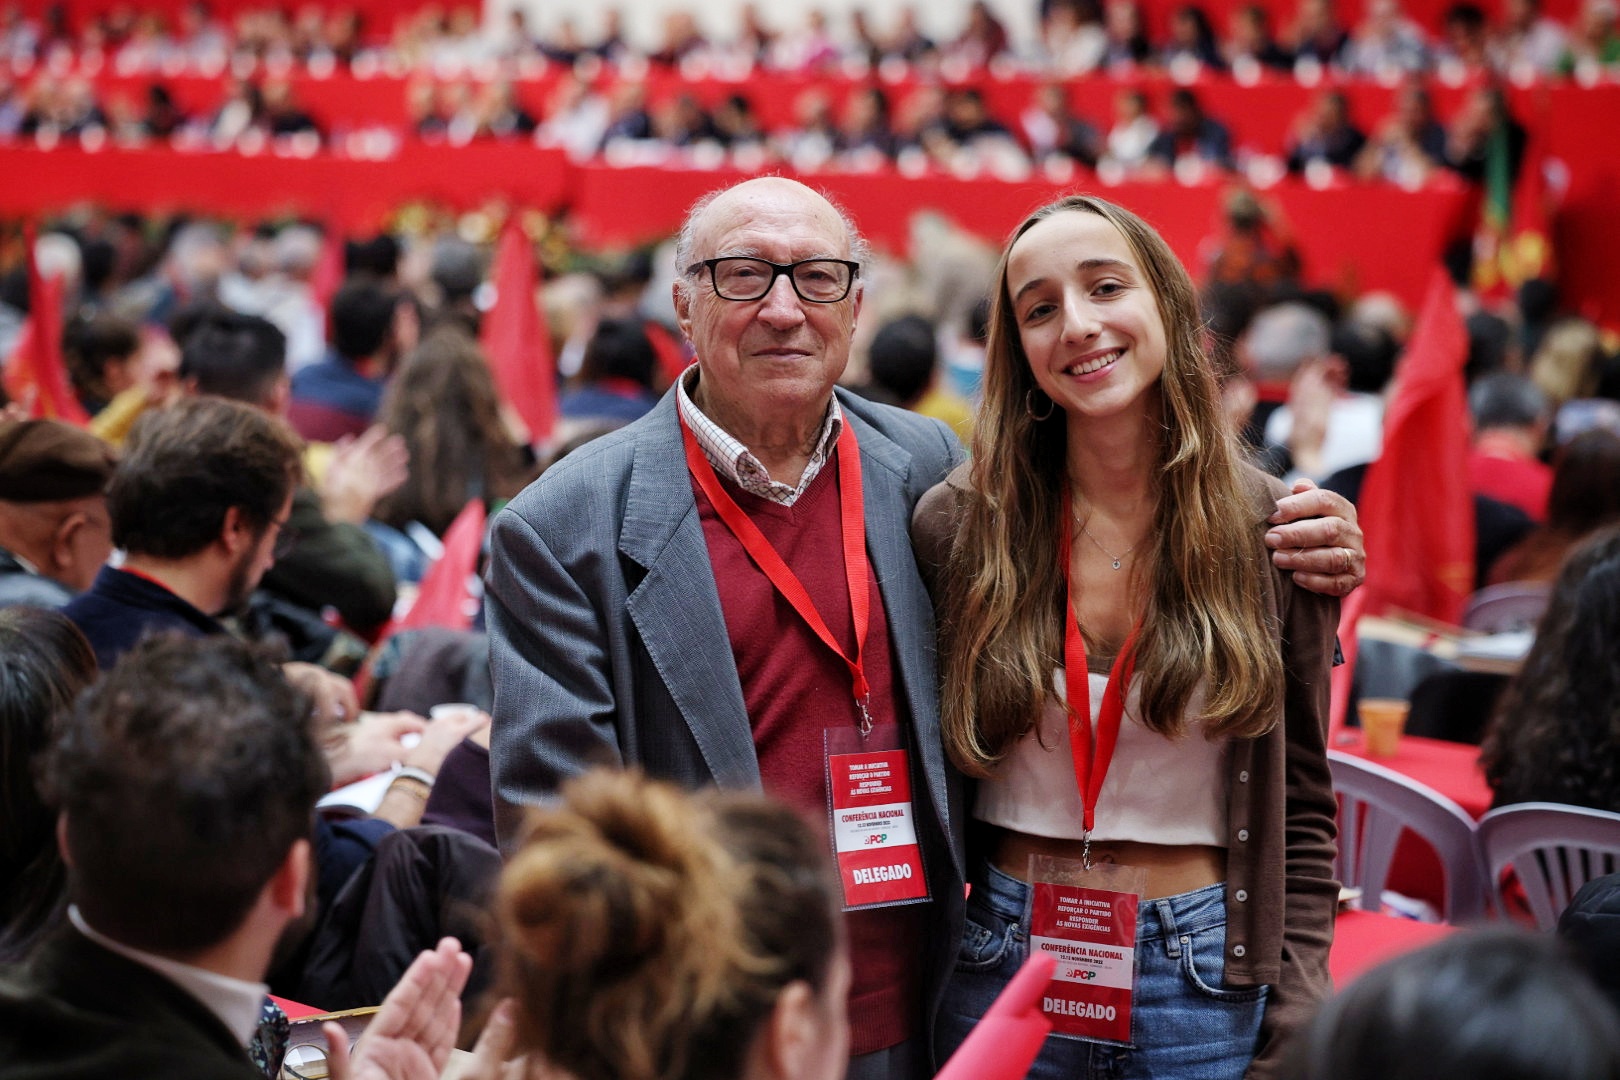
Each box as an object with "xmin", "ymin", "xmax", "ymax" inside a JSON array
[
  {"xmin": 480, "ymin": 216, "xmax": 556, "ymax": 446},
  {"xmin": 397, "ymin": 499, "xmax": 487, "ymax": 632},
  {"xmin": 936, "ymin": 952, "xmax": 1053, "ymax": 1080},
  {"xmin": 1357, "ymin": 267, "xmax": 1475, "ymax": 626},
  {"xmin": 4, "ymin": 226, "xmax": 90, "ymax": 425}
]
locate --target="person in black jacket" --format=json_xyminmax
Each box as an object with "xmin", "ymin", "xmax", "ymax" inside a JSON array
[{"xmin": 0, "ymin": 634, "xmax": 473, "ymax": 1079}]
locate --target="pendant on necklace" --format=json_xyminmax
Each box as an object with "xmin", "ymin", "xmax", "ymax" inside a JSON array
[{"xmin": 1076, "ymin": 511, "xmax": 1137, "ymax": 572}]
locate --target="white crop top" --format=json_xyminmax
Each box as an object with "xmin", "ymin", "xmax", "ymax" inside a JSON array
[{"xmin": 974, "ymin": 666, "xmax": 1230, "ymax": 846}]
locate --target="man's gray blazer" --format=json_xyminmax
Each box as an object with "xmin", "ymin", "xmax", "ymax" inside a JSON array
[{"xmin": 485, "ymin": 385, "xmax": 967, "ymax": 1049}]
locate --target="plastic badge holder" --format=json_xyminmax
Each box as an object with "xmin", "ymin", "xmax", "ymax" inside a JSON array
[{"xmin": 1029, "ymin": 853, "xmax": 1147, "ymax": 1046}]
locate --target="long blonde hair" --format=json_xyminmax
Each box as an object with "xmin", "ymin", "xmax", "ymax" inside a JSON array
[{"xmin": 938, "ymin": 195, "xmax": 1282, "ymax": 776}]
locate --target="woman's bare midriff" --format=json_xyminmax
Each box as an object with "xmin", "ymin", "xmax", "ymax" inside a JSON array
[{"xmin": 991, "ymin": 827, "xmax": 1227, "ymax": 900}]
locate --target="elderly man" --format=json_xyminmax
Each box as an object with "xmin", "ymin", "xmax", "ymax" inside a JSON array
[
  {"xmin": 486, "ymin": 177, "xmax": 1364, "ymax": 1079},
  {"xmin": 0, "ymin": 419, "xmax": 116, "ymax": 608}
]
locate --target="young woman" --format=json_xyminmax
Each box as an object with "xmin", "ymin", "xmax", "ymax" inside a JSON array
[
  {"xmin": 462, "ymin": 770, "xmax": 850, "ymax": 1080},
  {"xmin": 914, "ymin": 195, "xmax": 1339, "ymax": 1079}
]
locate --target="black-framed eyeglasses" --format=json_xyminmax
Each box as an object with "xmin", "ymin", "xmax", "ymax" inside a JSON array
[{"xmin": 687, "ymin": 257, "xmax": 860, "ymax": 304}]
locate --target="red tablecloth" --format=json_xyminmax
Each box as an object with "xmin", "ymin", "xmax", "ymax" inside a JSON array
[
  {"xmin": 1334, "ymin": 731, "xmax": 1491, "ymax": 912},
  {"xmin": 1329, "ymin": 908, "xmax": 1457, "ymax": 987}
]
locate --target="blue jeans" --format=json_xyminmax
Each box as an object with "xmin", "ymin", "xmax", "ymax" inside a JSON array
[{"xmin": 936, "ymin": 861, "xmax": 1268, "ymax": 1080}]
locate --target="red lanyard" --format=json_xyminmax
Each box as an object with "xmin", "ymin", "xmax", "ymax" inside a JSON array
[
  {"xmin": 1060, "ymin": 489, "xmax": 1141, "ymax": 839},
  {"xmin": 681, "ymin": 414, "xmax": 876, "ymax": 736}
]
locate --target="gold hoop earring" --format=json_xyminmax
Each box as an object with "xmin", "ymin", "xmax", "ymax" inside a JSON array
[{"xmin": 1025, "ymin": 388, "xmax": 1055, "ymax": 422}]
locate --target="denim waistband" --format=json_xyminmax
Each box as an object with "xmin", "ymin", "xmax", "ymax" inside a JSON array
[{"xmin": 968, "ymin": 857, "xmax": 1227, "ymax": 943}]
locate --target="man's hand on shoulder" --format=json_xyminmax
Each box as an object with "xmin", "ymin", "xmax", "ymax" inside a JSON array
[{"xmin": 1264, "ymin": 478, "xmax": 1365, "ymax": 598}]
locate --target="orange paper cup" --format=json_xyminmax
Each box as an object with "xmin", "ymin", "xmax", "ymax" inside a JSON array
[{"xmin": 1359, "ymin": 698, "xmax": 1410, "ymax": 758}]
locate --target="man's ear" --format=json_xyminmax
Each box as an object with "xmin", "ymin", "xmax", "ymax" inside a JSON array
[
  {"xmin": 1323, "ymin": 354, "xmax": 1349, "ymax": 391},
  {"xmin": 390, "ymin": 299, "xmax": 420, "ymax": 360},
  {"xmin": 673, "ymin": 280, "xmax": 693, "ymax": 340},
  {"xmin": 102, "ymin": 356, "xmax": 133, "ymax": 395},
  {"xmin": 756, "ymin": 980, "xmax": 818, "ymax": 1080},
  {"xmin": 267, "ymin": 838, "xmax": 313, "ymax": 922},
  {"xmin": 267, "ymin": 374, "xmax": 292, "ymax": 417},
  {"xmin": 220, "ymin": 505, "xmax": 251, "ymax": 555},
  {"xmin": 49, "ymin": 509, "xmax": 88, "ymax": 573},
  {"xmin": 56, "ymin": 813, "xmax": 75, "ymax": 869}
]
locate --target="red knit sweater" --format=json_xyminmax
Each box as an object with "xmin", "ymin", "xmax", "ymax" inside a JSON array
[{"xmin": 694, "ymin": 453, "xmax": 925, "ymax": 1055}]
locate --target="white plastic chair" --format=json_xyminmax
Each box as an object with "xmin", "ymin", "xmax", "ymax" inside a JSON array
[
  {"xmin": 1328, "ymin": 750, "xmax": 1489, "ymax": 923},
  {"xmin": 1460, "ymin": 581, "xmax": 1552, "ymax": 634},
  {"xmin": 1477, "ymin": 802, "xmax": 1620, "ymax": 929}
]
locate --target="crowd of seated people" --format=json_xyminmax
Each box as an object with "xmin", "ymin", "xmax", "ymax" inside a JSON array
[
  {"xmin": 0, "ymin": 68, "xmax": 324, "ymax": 150},
  {"xmin": 0, "ymin": 64, "xmax": 1580, "ymax": 208},
  {"xmin": 0, "ymin": 0, "xmax": 1606, "ymax": 226},
  {"xmin": 0, "ymin": 0, "xmax": 1615, "ymax": 84}
]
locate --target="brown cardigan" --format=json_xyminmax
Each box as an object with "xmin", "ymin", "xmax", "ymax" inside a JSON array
[{"xmin": 911, "ymin": 462, "xmax": 1340, "ymax": 1080}]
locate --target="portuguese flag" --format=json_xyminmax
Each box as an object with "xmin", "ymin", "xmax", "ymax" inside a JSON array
[{"xmin": 1473, "ymin": 91, "xmax": 1555, "ymax": 296}]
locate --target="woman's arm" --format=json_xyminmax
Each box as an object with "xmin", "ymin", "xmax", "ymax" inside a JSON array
[{"xmin": 1248, "ymin": 572, "xmax": 1341, "ymax": 1079}]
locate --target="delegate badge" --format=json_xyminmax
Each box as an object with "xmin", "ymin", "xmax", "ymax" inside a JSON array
[
  {"xmin": 1029, "ymin": 854, "xmax": 1146, "ymax": 1046},
  {"xmin": 826, "ymin": 724, "xmax": 930, "ymax": 910}
]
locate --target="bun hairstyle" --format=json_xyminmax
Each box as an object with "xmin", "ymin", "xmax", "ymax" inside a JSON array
[{"xmin": 494, "ymin": 771, "xmax": 841, "ymax": 1080}]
